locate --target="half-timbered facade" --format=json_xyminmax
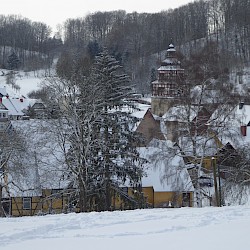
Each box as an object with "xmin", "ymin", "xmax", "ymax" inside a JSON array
[{"xmin": 151, "ymin": 44, "xmax": 185, "ymax": 116}]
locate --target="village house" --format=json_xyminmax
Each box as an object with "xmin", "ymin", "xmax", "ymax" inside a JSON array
[
  {"xmin": 0, "ymin": 100, "xmax": 195, "ymax": 216},
  {"xmin": 135, "ymin": 43, "xmax": 235, "ymax": 207},
  {"xmin": 1, "ymin": 43, "xmax": 249, "ymax": 216}
]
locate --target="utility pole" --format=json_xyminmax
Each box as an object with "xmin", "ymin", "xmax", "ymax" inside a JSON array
[
  {"xmin": 0, "ymin": 184, "xmax": 3, "ymax": 217},
  {"xmin": 212, "ymin": 157, "xmax": 220, "ymax": 207},
  {"xmin": 217, "ymin": 163, "xmax": 222, "ymax": 206}
]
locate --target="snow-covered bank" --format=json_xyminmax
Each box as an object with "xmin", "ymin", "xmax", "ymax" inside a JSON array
[{"xmin": 1, "ymin": 206, "xmax": 250, "ymax": 250}]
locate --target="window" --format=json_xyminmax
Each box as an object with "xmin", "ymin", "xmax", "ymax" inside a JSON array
[
  {"xmin": 51, "ymin": 189, "xmax": 62, "ymax": 199},
  {"xmin": 23, "ymin": 197, "xmax": 31, "ymax": 210}
]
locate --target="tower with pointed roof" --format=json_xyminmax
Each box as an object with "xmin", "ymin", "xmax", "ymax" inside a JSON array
[{"xmin": 151, "ymin": 44, "xmax": 185, "ymax": 116}]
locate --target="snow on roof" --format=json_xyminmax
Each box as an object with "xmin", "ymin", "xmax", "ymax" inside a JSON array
[
  {"xmin": 167, "ymin": 48, "xmax": 176, "ymax": 52},
  {"xmin": 2, "ymin": 97, "xmax": 36, "ymax": 116},
  {"xmin": 0, "ymin": 102, "xmax": 8, "ymax": 111},
  {"xmin": 0, "ymin": 86, "xmax": 7, "ymax": 96},
  {"xmin": 167, "ymin": 44, "xmax": 176, "ymax": 52},
  {"xmin": 217, "ymin": 104, "xmax": 250, "ymax": 147},
  {"xmin": 131, "ymin": 103, "xmax": 151, "ymax": 119},
  {"xmin": 190, "ymin": 85, "xmax": 221, "ymax": 105},
  {"xmin": 2, "ymin": 98, "xmax": 23, "ymax": 116},
  {"xmin": 163, "ymin": 105, "xmax": 199, "ymax": 122},
  {"xmin": 179, "ymin": 135, "xmax": 219, "ymax": 157},
  {"xmin": 3, "ymin": 119, "xmax": 68, "ymax": 197},
  {"xmin": 138, "ymin": 146, "xmax": 194, "ymax": 192},
  {"xmin": 158, "ymin": 65, "xmax": 182, "ymax": 71},
  {"xmin": 0, "ymin": 69, "xmax": 41, "ymax": 116},
  {"xmin": 125, "ymin": 102, "xmax": 152, "ymax": 131},
  {"xmin": 162, "ymin": 57, "xmax": 180, "ymax": 64},
  {"xmin": 235, "ymin": 104, "xmax": 250, "ymax": 125}
]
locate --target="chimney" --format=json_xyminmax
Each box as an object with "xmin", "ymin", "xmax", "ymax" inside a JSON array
[
  {"xmin": 241, "ymin": 125, "xmax": 247, "ymax": 136},
  {"xmin": 20, "ymin": 98, "xmax": 23, "ymax": 102},
  {"xmin": 239, "ymin": 102, "xmax": 244, "ymax": 109}
]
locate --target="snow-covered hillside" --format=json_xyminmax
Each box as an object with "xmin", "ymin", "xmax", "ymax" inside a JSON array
[
  {"xmin": 0, "ymin": 69, "xmax": 48, "ymax": 97},
  {"xmin": 0, "ymin": 206, "xmax": 250, "ymax": 250}
]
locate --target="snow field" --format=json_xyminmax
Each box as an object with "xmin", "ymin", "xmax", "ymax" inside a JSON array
[{"xmin": 0, "ymin": 206, "xmax": 250, "ymax": 250}]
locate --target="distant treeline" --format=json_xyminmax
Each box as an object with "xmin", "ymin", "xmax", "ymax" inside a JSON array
[
  {"xmin": 60, "ymin": 0, "xmax": 250, "ymax": 93},
  {"xmin": 0, "ymin": 15, "xmax": 62, "ymax": 71},
  {"xmin": 62, "ymin": 0, "xmax": 250, "ymax": 59},
  {"xmin": 1, "ymin": 0, "xmax": 250, "ymax": 88}
]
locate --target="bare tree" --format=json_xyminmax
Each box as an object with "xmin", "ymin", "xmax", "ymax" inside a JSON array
[
  {"xmin": 0, "ymin": 127, "xmax": 29, "ymax": 217},
  {"xmin": 42, "ymin": 49, "xmax": 145, "ymax": 212},
  {"xmin": 157, "ymin": 43, "xmax": 240, "ymax": 207}
]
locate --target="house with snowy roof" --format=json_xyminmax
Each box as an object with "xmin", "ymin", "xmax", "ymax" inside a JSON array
[
  {"xmin": 136, "ymin": 44, "xmax": 217, "ymax": 144},
  {"xmin": 0, "ymin": 86, "xmax": 7, "ymax": 97},
  {"xmin": 233, "ymin": 102, "xmax": 250, "ymax": 139},
  {"xmin": 1, "ymin": 96, "xmax": 37, "ymax": 120},
  {"xmin": 2, "ymin": 42, "xmax": 248, "ymax": 214},
  {"xmin": 128, "ymin": 95, "xmax": 197, "ymax": 206},
  {"xmin": 0, "ymin": 112, "xmax": 195, "ymax": 216},
  {"xmin": 138, "ymin": 146, "xmax": 194, "ymax": 208},
  {"xmin": 30, "ymin": 100, "xmax": 47, "ymax": 118},
  {"xmin": 136, "ymin": 43, "xmax": 188, "ymax": 143},
  {"xmin": 0, "ymin": 120, "xmax": 73, "ymax": 216},
  {"xmin": 0, "ymin": 86, "xmax": 38, "ymax": 120},
  {"xmin": 136, "ymin": 108, "xmax": 165, "ymax": 145},
  {"xmin": 134, "ymin": 43, "xmax": 233, "ymax": 207}
]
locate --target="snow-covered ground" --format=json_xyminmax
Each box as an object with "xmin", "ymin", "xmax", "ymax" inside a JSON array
[
  {"xmin": 0, "ymin": 66, "xmax": 249, "ymax": 250},
  {"xmin": 1, "ymin": 206, "xmax": 250, "ymax": 250},
  {"xmin": 0, "ymin": 69, "xmax": 48, "ymax": 97}
]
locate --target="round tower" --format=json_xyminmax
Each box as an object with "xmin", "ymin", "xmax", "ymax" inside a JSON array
[{"xmin": 151, "ymin": 44, "xmax": 185, "ymax": 116}]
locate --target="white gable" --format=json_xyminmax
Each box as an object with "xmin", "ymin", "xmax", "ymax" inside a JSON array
[
  {"xmin": 138, "ymin": 146, "xmax": 194, "ymax": 192},
  {"xmin": 2, "ymin": 97, "xmax": 36, "ymax": 116}
]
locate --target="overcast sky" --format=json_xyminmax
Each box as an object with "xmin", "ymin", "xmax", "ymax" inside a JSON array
[{"xmin": 2, "ymin": 0, "xmax": 194, "ymax": 33}]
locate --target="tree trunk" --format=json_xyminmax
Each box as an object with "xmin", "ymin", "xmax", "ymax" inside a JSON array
[
  {"xmin": 0, "ymin": 185, "xmax": 4, "ymax": 217},
  {"xmin": 105, "ymin": 172, "xmax": 111, "ymax": 211},
  {"xmin": 196, "ymin": 166, "xmax": 202, "ymax": 208},
  {"xmin": 104, "ymin": 107, "xmax": 111, "ymax": 211},
  {"xmin": 78, "ymin": 178, "xmax": 87, "ymax": 212}
]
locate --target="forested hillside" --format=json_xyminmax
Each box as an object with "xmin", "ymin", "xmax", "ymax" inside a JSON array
[
  {"xmin": 1, "ymin": 0, "xmax": 250, "ymax": 92},
  {"xmin": 0, "ymin": 15, "xmax": 62, "ymax": 72}
]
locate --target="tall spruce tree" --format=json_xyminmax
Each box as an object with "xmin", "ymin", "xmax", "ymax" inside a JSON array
[
  {"xmin": 7, "ymin": 52, "xmax": 21, "ymax": 70},
  {"xmin": 43, "ymin": 49, "xmax": 145, "ymax": 212},
  {"xmin": 88, "ymin": 49, "xmax": 145, "ymax": 211}
]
